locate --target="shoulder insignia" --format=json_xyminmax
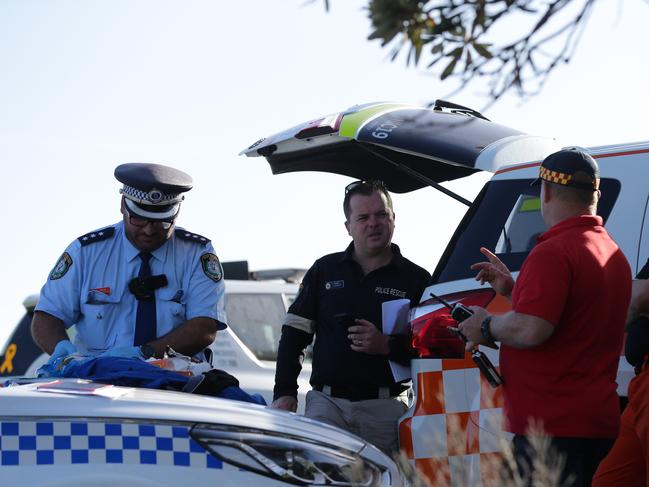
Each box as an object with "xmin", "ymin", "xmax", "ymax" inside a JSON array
[
  {"xmin": 77, "ymin": 227, "xmax": 116, "ymax": 246},
  {"xmin": 49, "ymin": 252, "xmax": 73, "ymax": 280},
  {"xmin": 175, "ymin": 229, "xmax": 211, "ymax": 246},
  {"xmin": 200, "ymin": 253, "xmax": 223, "ymax": 282}
]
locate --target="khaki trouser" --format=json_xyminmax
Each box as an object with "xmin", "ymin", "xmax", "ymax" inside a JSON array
[{"xmin": 305, "ymin": 389, "xmax": 408, "ymax": 455}]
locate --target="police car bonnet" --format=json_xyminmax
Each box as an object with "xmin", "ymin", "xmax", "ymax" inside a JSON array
[{"xmin": 115, "ymin": 163, "xmax": 193, "ymax": 221}]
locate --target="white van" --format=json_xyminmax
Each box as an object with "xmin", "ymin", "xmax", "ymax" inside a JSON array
[
  {"xmin": 241, "ymin": 101, "xmax": 647, "ymax": 485},
  {"xmin": 0, "ymin": 266, "xmax": 312, "ymax": 409}
]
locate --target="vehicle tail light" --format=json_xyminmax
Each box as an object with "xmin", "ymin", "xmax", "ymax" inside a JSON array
[
  {"xmin": 411, "ymin": 289, "xmax": 496, "ymax": 358},
  {"xmin": 295, "ymin": 114, "xmax": 343, "ymax": 139}
]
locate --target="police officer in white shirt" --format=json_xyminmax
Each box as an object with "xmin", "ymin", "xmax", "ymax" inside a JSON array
[{"xmin": 32, "ymin": 163, "xmax": 227, "ymax": 363}]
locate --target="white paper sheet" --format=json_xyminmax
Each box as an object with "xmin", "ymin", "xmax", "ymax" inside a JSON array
[{"xmin": 382, "ymin": 299, "xmax": 412, "ymax": 382}]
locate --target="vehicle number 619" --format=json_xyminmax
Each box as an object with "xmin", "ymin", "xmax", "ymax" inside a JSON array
[{"xmin": 371, "ymin": 122, "xmax": 398, "ymax": 139}]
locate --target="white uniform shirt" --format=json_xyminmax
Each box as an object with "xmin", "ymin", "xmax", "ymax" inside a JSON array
[{"xmin": 36, "ymin": 221, "xmax": 227, "ymax": 354}]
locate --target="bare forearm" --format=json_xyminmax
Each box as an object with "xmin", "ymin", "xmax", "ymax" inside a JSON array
[
  {"xmin": 491, "ymin": 311, "xmax": 554, "ymax": 348},
  {"xmin": 31, "ymin": 311, "xmax": 69, "ymax": 354},
  {"xmin": 149, "ymin": 317, "xmax": 218, "ymax": 357}
]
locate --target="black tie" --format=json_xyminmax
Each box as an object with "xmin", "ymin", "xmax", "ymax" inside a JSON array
[{"xmin": 134, "ymin": 252, "xmax": 157, "ymax": 346}]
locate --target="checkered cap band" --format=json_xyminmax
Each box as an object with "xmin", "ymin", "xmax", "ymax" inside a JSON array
[
  {"xmin": 120, "ymin": 184, "xmax": 185, "ymax": 206},
  {"xmin": 539, "ymin": 166, "xmax": 572, "ymax": 186}
]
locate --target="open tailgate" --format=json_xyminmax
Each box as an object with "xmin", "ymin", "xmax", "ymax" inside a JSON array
[{"xmin": 240, "ymin": 102, "xmax": 559, "ymax": 193}]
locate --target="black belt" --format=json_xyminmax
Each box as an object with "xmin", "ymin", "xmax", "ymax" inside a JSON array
[{"xmin": 313, "ymin": 384, "xmax": 407, "ymax": 402}]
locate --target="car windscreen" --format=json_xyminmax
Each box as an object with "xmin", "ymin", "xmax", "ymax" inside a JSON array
[
  {"xmin": 224, "ymin": 293, "xmax": 288, "ymax": 361},
  {"xmin": 432, "ymin": 177, "xmax": 621, "ymax": 283}
]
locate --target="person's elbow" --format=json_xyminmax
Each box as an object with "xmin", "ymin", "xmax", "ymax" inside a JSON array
[{"xmin": 517, "ymin": 314, "xmax": 554, "ymax": 348}]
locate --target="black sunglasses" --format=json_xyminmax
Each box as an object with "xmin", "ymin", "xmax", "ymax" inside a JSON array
[
  {"xmin": 344, "ymin": 179, "xmax": 387, "ymax": 195},
  {"xmin": 125, "ymin": 208, "xmax": 175, "ymax": 230}
]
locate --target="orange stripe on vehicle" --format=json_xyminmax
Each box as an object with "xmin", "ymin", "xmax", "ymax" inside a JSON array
[
  {"xmin": 495, "ymin": 161, "xmax": 540, "ymax": 175},
  {"xmin": 415, "ymin": 371, "xmax": 445, "ymax": 415},
  {"xmin": 446, "ymin": 411, "xmax": 481, "ymax": 456},
  {"xmin": 415, "ymin": 457, "xmax": 451, "ymax": 486},
  {"xmin": 480, "ymin": 373, "xmax": 504, "ymax": 409},
  {"xmin": 594, "ymin": 148, "xmax": 649, "ymax": 159},
  {"xmin": 485, "ymin": 293, "xmax": 512, "ymax": 315},
  {"xmin": 495, "ymin": 147, "xmax": 649, "ymax": 175},
  {"xmin": 442, "ymin": 353, "xmax": 476, "ymax": 371},
  {"xmin": 399, "ymin": 417, "xmax": 414, "ymax": 459}
]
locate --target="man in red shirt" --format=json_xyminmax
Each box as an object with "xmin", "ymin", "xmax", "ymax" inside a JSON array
[{"xmin": 458, "ymin": 148, "xmax": 631, "ymax": 486}]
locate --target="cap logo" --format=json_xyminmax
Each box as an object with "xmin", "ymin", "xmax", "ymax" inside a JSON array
[
  {"xmin": 539, "ymin": 166, "xmax": 572, "ymax": 186},
  {"xmin": 147, "ymin": 188, "xmax": 163, "ymax": 203}
]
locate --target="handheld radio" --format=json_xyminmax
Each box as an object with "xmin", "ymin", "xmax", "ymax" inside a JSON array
[{"xmin": 429, "ymin": 293, "xmax": 503, "ymax": 387}]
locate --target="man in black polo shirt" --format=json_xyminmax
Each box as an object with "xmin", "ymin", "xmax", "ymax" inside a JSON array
[{"xmin": 271, "ymin": 180, "xmax": 430, "ymax": 454}]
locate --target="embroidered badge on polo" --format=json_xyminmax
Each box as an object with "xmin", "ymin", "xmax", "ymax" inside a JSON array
[
  {"xmin": 374, "ymin": 286, "xmax": 406, "ymax": 298},
  {"xmin": 200, "ymin": 253, "xmax": 223, "ymax": 282},
  {"xmin": 49, "ymin": 252, "xmax": 73, "ymax": 280},
  {"xmin": 325, "ymin": 280, "xmax": 344, "ymax": 290}
]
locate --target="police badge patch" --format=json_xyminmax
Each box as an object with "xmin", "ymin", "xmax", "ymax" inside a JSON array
[
  {"xmin": 49, "ymin": 252, "xmax": 73, "ymax": 280},
  {"xmin": 200, "ymin": 253, "xmax": 223, "ymax": 282}
]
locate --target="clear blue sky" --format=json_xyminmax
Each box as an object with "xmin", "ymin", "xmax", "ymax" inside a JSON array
[{"xmin": 1, "ymin": 0, "xmax": 647, "ymax": 346}]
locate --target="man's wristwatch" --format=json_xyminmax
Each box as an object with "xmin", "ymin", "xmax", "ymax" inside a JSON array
[
  {"xmin": 139, "ymin": 344, "xmax": 156, "ymax": 359},
  {"xmin": 480, "ymin": 316, "xmax": 495, "ymax": 343}
]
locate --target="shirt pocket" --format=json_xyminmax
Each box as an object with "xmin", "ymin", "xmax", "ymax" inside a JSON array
[
  {"xmin": 79, "ymin": 292, "xmax": 123, "ymax": 353},
  {"xmin": 157, "ymin": 287, "xmax": 186, "ymax": 335}
]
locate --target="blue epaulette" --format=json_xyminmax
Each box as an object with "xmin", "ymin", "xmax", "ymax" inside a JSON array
[
  {"xmin": 77, "ymin": 227, "xmax": 116, "ymax": 246},
  {"xmin": 175, "ymin": 228, "xmax": 211, "ymax": 246}
]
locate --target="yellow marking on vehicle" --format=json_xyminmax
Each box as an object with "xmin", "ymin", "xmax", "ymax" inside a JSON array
[
  {"xmin": 520, "ymin": 198, "xmax": 541, "ymax": 212},
  {"xmin": 0, "ymin": 344, "xmax": 17, "ymax": 374}
]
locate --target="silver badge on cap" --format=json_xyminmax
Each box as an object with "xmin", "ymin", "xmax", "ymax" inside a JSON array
[{"xmin": 147, "ymin": 188, "xmax": 163, "ymax": 203}]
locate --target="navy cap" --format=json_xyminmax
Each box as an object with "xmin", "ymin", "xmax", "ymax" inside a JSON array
[
  {"xmin": 531, "ymin": 148, "xmax": 600, "ymax": 191},
  {"xmin": 115, "ymin": 163, "xmax": 193, "ymax": 221}
]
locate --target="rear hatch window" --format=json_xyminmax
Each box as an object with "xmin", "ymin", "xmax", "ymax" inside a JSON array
[{"xmin": 432, "ymin": 177, "xmax": 621, "ymax": 283}]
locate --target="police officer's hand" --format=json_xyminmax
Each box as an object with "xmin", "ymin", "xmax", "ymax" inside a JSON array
[
  {"xmin": 348, "ymin": 319, "xmax": 390, "ymax": 355},
  {"xmin": 47, "ymin": 339, "xmax": 77, "ymax": 365},
  {"xmin": 100, "ymin": 346, "xmax": 142, "ymax": 359},
  {"xmin": 270, "ymin": 395, "xmax": 298, "ymax": 412},
  {"xmin": 470, "ymin": 247, "xmax": 515, "ymax": 297}
]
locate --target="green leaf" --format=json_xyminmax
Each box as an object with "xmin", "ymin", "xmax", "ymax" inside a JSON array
[
  {"xmin": 414, "ymin": 41, "xmax": 423, "ymax": 65},
  {"xmin": 465, "ymin": 48, "xmax": 472, "ymax": 67},
  {"xmin": 473, "ymin": 42, "xmax": 493, "ymax": 59},
  {"xmin": 450, "ymin": 46, "xmax": 463, "ymax": 59},
  {"xmin": 441, "ymin": 57, "xmax": 458, "ymax": 80}
]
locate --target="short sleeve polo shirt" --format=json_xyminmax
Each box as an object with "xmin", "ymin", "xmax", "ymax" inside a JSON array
[
  {"xmin": 288, "ymin": 243, "xmax": 430, "ymax": 388},
  {"xmin": 502, "ymin": 215, "xmax": 631, "ymax": 437}
]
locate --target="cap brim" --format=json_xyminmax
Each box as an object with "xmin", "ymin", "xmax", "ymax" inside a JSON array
[{"xmin": 125, "ymin": 198, "xmax": 179, "ymax": 221}]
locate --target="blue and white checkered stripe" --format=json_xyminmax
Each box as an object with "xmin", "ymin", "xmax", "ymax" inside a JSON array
[{"xmin": 0, "ymin": 421, "xmax": 222, "ymax": 469}]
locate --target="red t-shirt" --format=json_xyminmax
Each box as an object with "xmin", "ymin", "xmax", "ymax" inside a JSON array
[{"xmin": 502, "ymin": 215, "xmax": 631, "ymax": 437}]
